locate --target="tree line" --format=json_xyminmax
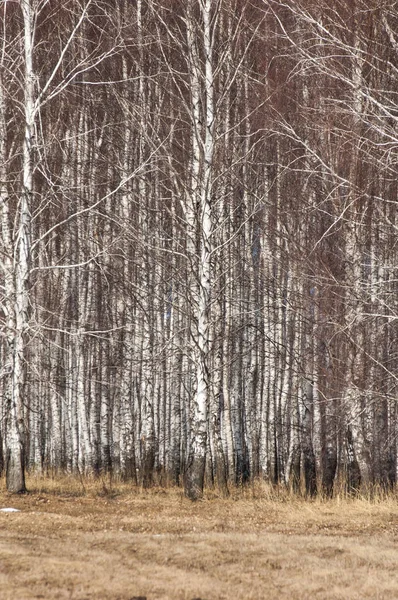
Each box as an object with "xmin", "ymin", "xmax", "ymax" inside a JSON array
[{"xmin": 1, "ymin": 0, "xmax": 397, "ymax": 498}]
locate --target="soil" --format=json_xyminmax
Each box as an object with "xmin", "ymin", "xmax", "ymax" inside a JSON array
[{"xmin": 1, "ymin": 478, "xmax": 398, "ymax": 599}]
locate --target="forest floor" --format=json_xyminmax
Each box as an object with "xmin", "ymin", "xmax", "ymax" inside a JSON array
[{"xmin": 0, "ymin": 477, "xmax": 398, "ymax": 599}]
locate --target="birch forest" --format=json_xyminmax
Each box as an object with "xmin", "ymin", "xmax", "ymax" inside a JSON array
[{"xmin": 1, "ymin": 0, "xmax": 398, "ymax": 498}]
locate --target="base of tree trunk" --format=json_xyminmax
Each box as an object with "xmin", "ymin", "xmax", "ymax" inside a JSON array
[
  {"xmin": 141, "ymin": 437, "xmax": 155, "ymax": 488},
  {"xmin": 6, "ymin": 448, "xmax": 27, "ymax": 494},
  {"xmin": 185, "ymin": 454, "xmax": 205, "ymax": 500},
  {"xmin": 322, "ymin": 446, "xmax": 337, "ymax": 498},
  {"xmin": 303, "ymin": 446, "xmax": 317, "ymax": 497},
  {"xmin": 214, "ymin": 459, "xmax": 229, "ymax": 498},
  {"xmin": 346, "ymin": 427, "xmax": 361, "ymax": 494}
]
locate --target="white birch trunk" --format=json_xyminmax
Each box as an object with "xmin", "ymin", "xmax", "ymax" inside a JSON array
[
  {"xmin": 4, "ymin": 0, "xmax": 36, "ymax": 492},
  {"xmin": 185, "ymin": 0, "xmax": 215, "ymax": 499}
]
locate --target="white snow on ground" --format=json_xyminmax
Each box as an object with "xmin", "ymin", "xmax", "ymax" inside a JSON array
[{"xmin": 0, "ymin": 508, "xmax": 20, "ymax": 512}]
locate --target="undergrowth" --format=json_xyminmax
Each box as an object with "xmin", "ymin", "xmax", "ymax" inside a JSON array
[{"xmin": 1, "ymin": 472, "xmax": 397, "ymax": 507}]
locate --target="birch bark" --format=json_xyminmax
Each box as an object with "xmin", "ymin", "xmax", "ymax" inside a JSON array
[
  {"xmin": 185, "ymin": 0, "xmax": 215, "ymax": 500},
  {"xmin": 2, "ymin": 0, "xmax": 36, "ymax": 492}
]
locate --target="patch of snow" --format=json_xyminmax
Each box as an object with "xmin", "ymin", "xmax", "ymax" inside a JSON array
[{"xmin": 0, "ymin": 508, "xmax": 20, "ymax": 512}]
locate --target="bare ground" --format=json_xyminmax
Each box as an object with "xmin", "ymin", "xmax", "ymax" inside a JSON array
[{"xmin": 1, "ymin": 477, "xmax": 398, "ymax": 599}]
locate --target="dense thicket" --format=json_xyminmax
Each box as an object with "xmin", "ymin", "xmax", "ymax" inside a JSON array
[{"xmin": 1, "ymin": 0, "xmax": 398, "ymax": 496}]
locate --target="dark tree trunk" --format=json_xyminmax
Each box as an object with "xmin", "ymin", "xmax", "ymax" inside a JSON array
[
  {"xmin": 185, "ymin": 453, "xmax": 206, "ymax": 501},
  {"xmin": 322, "ymin": 445, "xmax": 337, "ymax": 498}
]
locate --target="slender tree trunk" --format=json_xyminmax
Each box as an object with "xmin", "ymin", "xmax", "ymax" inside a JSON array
[
  {"xmin": 185, "ymin": 0, "xmax": 215, "ymax": 500},
  {"xmin": 4, "ymin": 0, "xmax": 37, "ymax": 492}
]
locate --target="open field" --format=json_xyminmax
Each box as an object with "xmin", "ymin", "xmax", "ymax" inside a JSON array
[{"xmin": 1, "ymin": 478, "xmax": 398, "ymax": 599}]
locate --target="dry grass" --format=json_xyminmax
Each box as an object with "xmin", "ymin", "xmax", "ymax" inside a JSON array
[{"xmin": 1, "ymin": 476, "xmax": 398, "ymax": 599}]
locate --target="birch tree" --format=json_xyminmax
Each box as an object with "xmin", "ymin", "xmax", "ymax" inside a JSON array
[{"xmin": 0, "ymin": 0, "xmax": 37, "ymax": 492}]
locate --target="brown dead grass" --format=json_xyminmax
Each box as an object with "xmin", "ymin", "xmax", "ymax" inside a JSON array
[{"xmin": 1, "ymin": 476, "xmax": 398, "ymax": 599}]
